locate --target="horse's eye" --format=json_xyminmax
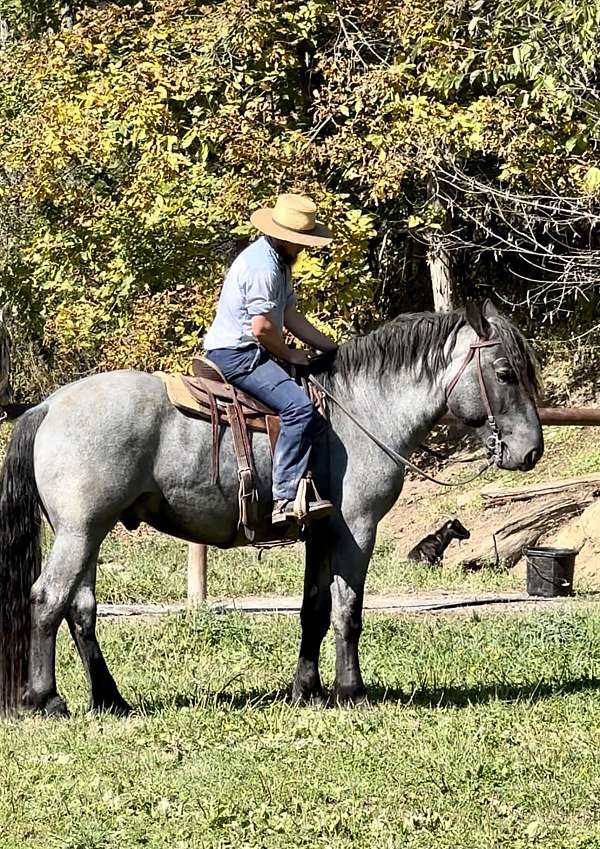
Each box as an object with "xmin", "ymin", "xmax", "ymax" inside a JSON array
[{"xmin": 495, "ymin": 368, "xmax": 516, "ymax": 384}]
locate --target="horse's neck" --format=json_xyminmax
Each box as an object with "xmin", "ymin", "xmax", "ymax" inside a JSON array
[{"xmin": 330, "ymin": 369, "xmax": 447, "ymax": 454}]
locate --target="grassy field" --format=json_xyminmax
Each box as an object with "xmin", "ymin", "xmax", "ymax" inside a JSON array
[
  {"xmin": 2, "ymin": 424, "xmax": 600, "ymax": 847},
  {"xmin": 2, "ymin": 610, "xmax": 600, "ymax": 848}
]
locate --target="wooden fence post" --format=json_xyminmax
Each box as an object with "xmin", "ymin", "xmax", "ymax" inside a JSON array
[{"xmin": 187, "ymin": 543, "xmax": 208, "ymax": 604}]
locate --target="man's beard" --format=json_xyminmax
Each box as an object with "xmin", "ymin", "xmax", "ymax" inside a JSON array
[
  {"xmin": 270, "ymin": 239, "xmax": 299, "ymax": 267},
  {"xmin": 282, "ymin": 249, "xmax": 299, "ymax": 267}
]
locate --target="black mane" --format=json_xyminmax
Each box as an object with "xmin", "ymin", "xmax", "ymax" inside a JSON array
[{"xmin": 322, "ymin": 310, "xmax": 541, "ymax": 395}]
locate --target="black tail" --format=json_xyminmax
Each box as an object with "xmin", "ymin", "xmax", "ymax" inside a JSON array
[{"xmin": 0, "ymin": 407, "xmax": 48, "ymax": 714}]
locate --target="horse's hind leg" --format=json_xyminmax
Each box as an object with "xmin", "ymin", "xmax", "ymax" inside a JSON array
[
  {"xmin": 24, "ymin": 530, "xmax": 96, "ymax": 717},
  {"xmin": 66, "ymin": 559, "xmax": 132, "ymax": 716},
  {"xmin": 292, "ymin": 527, "xmax": 332, "ymax": 705}
]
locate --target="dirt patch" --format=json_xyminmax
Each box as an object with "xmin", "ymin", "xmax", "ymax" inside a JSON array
[{"xmin": 381, "ymin": 470, "xmax": 512, "ymax": 566}]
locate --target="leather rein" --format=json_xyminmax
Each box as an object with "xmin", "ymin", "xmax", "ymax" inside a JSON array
[{"xmin": 309, "ymin": 337, "xmax": 503, "ymax": 489}]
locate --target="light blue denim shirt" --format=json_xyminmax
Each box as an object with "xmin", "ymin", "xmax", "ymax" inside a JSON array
[{"xmin": 204, "ymin": 237, "xmax": 297, "ymax": 351}]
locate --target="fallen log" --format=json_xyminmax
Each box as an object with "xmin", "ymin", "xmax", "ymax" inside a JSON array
[
  {"xmin": 456, "ymin": 493, "xmax": 594, "ymax": 569},
  {"xmin": 481, "ymin": 472, "xmax": 600, "ymax": 507}
]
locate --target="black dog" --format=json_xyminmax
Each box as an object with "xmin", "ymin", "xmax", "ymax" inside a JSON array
[{"xmin": 407, "ymin": 519, "xmax": 471, "ymax": 565}]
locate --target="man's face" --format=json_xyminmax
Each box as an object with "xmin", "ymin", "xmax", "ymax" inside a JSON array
[{"xmin": 272, "ymin": 238, "xmax": 304, "ymax": 266}]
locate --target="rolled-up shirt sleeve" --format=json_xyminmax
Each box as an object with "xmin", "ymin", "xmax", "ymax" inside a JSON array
[{"xmin": 245, "ymin": 269, "xmax": 278, "ymax": 317}]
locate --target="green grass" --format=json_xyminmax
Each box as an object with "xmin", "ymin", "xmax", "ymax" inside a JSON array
[
  {"xmin": 367, "ymin": 538, "xmax": 523, "ymax": 593},
  {"xmin": 95, "ymin": 532, "xmax": 304, "ymax": 602},
  {"xmin": 3, "ymin": 610, "xmax": 600, "ymax": 847}
]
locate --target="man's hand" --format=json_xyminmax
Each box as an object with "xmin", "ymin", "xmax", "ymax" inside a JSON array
[{"xmin": 251, "ymin": 310, "xmax": 334, "ymax": 366}]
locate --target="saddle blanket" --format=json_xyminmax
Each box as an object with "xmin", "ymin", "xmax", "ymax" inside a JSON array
[{"xmin": 156, "ymin": 371, "xmax": 210, "ymax": 418}]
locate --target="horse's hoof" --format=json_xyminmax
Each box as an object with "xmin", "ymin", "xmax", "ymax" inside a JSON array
[
  {"xmin": 44, "ymin": 695, "xmax": 70, "ymax": 719},
  {"xmin": 309, "ymin": 692, "xmax": 328, "ymax": 708},
  {"xmin": 290, "ymin": 683, "xmax": 327, "ymax": 708},
  {"xmin": 292, "ymin": 691, "xmax": 328, "ymax": 708},
  {"xmin": 22, "ymin": 691, "xmax": 70, "ymax": 718},
  {"xmin": 92, "ymin": 695, "xmax": 133, "ymax": 717},
  {"xmin": 111, "ymin": 698, "xmax": 133, "ymax": 717},
  {"xmin": 333, "ymin": 684, "xmax": 369, "ymax": 707}
]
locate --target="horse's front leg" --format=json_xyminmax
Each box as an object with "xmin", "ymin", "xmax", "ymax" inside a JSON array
[
  {"xmin": 292, "ymin": 524, "xmax": 332, "ymax": 705},
  {"xmin": 330, "ymin": 521, "xmax": 375, "ymax": 705}
]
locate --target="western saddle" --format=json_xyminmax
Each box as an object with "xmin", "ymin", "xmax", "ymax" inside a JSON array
[{"xmin": 157, "ymin": 356, "xmax": 325, "ymax": 542}]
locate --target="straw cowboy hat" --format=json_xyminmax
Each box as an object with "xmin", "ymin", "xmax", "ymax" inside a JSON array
[{"xmin": 250, "ymin": 193, "xmax": 333, "ymax": 247}]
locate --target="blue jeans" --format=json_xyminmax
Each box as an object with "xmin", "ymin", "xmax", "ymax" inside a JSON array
[{"xmin": 206, "ymin": 346, "xmax": 324, "ymax": 500}]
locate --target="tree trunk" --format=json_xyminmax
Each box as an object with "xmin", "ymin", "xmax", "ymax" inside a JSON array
[
  {"xmin": 427, "ymin": 175, "xmax": 453, "ymax": 312},
  {"xmin": 428, "ymin": 240, "xmax": 453, "ymax": 312}
]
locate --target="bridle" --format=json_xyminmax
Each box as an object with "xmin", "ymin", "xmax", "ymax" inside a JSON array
[
  {"xmin": 308, "ymin": 334, "xmax": 505, "ymax": 488},
  {"xmin": 445, "ymin": 338, "xmax": 503, "ymax": 467}
]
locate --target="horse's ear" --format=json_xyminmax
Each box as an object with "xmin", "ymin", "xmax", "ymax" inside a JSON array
[
  {"xmin": 465, "ymin": 301, "xmax": 491, "ymax": 339},
  {"xmin": 482, "ymin": 299, "xmax": 500, "ymax": 320}
]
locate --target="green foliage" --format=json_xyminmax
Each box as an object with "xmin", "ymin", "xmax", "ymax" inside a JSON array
[
  {"xmin": 0, "ymin": 0, "xmax": 376, "ymax": 378},
  {"xmin": 0, "ymin": 0, "xmax": 599, "ymax": 385}
]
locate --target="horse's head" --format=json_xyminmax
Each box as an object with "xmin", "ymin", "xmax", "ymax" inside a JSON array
[
  {"xmin": 446, "ymin": 301, "xmax": 543, "ymax": 472},
  {"xmin": 0, "ymin": 305, "xmax": 11, "ymax": 406}
]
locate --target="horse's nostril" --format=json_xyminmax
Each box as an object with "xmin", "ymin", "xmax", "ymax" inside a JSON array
[{"xmin": 523, "ymin": 448, "xmax": 539, "ymax": 470}]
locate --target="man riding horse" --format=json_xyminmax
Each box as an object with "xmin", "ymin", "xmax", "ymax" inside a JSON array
[
  {"xmin": 0, "ymin": 208, "xmax": 544, "ymax": 716},
  {"xmin": 204, "ymin": 193, "xmax": 338, "ymax": 526}
]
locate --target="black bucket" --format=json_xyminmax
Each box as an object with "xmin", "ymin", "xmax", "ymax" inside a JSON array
[{"xmin": 525, "ymin": 546, "xmax": 577, "ymax": 598}]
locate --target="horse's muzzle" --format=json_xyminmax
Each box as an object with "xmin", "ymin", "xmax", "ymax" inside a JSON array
[
  {"xmin": 497, "ymin": 444, "xmax": 542, "ymax": 472},
  {"xmin": 519, "ymin": 447, "xmax": 541, "ymax": 471}
]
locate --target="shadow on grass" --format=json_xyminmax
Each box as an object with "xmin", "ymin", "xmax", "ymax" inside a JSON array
[
  {"xmin": 367, "ymin": 675, "xmax": 600, "ymax": 708},
  {"xmin": 134, "ymin": 675, "xmax": 600, "ymax": 714},
  {"xmin": 135, "ymin": 686, "xmax": 288, "ymax": 714}
]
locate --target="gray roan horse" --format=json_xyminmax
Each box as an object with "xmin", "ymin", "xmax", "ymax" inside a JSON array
[{"xmin": 0, "ymin": 301, "xmax": 543, "ymax": 717}]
